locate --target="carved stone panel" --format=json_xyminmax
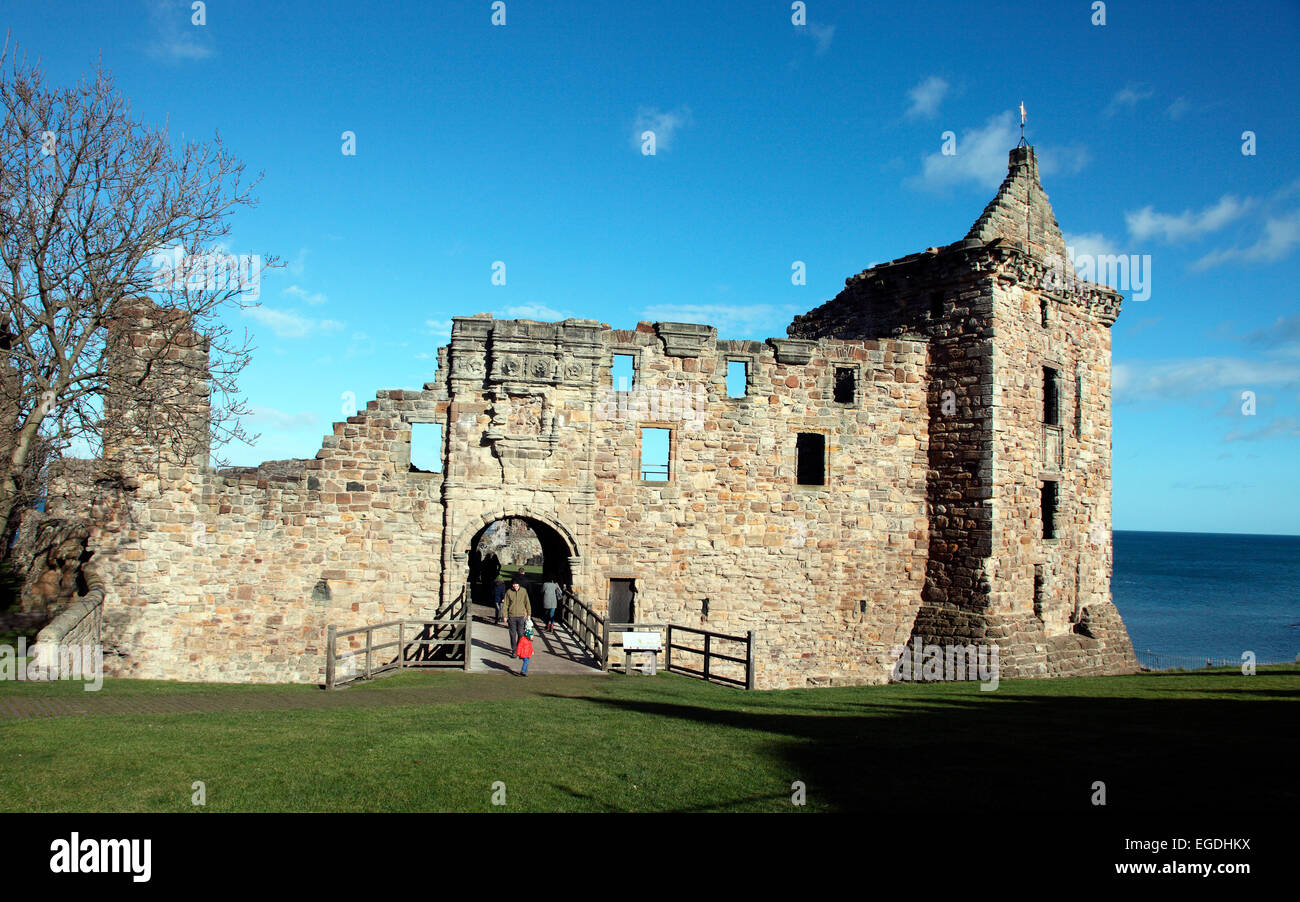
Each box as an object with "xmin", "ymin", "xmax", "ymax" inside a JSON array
[{"xmin": 526, "ymin": 355, "xmax": 555, "ymax": 382}]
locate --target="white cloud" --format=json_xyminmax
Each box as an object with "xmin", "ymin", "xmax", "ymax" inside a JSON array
[
  {"xmin": 495, "ymin": 303, "xmax": 573, "ymax": 321},
  {"xmin": 245, "ymin": 307, "xmax": 344, "ymax": 339},
  {"xmin": 1244, "ymin": 314, "xmax": 1300, "ymax": 350},
  {"xmin": 1036, "ymin": 143, "xmax": 1091, "ymax": 176},
  {"xmin": 246, "ymin": 406, "xmax": 318, "ymax": 430},
  {"xmin": 283, "ymin": 284, "xmax": 327, "ymax": 305},
  {"xmin": 1064, "ymin": 231, "xmax": 1122, "ymax": 260},
  {"xmin": 1125, "ymin": 195, "xmax": 1251, "ymax": 244},
  {"xmin": 1224, "ymin": 416, "xmax": 1300, "ymax": 443},
  {"xmin": 633, "ymin": 106, "xmax": 692, "ymax": 152},
  {"xmin": 910, "ymin": 110, "xmax": 1018, "ymax": 191},
  {"xmin": 1166, "ymin": 97, "xmax": 1192, "ymax": 120},
  {"xmin": 796, "ymin": 21, "xmax": 836, "ymax": 55},
  {"xmin": 1192, "ymin": 210, "xmax": 1300, "ymax": 270},
  {"xmin": 1124, "ymin": 316, "xmax": 1164, "ymax": 338},
  {"xmin": 639, "ymin": 303, "xmax": 800, "ymax": 339},
  {"xmin": 426, "ymin": 319, "xmax": 453, "ymax": 342},
  {"xmin": 1113, "ymin": 356, "xmax": 1300, "ymax": 402},
  {"xmin": 147, "ymin": 0, "xmax": 214, "ymax": 61},
  {"xmin": 286, "ymin": 248, "xmax": 310, "ymax": 278},
  {"xmin": 1104, "ymin": 85, "xmax": 1154, "ymax": 116},
  {"xmin": 906, "ymin": 76, "xmax": 949, "ymax": 119}
]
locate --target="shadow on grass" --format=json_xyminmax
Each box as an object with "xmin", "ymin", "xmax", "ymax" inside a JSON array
[{"xmin": 564, "ymin": 684, "xmax": 1300, "ymax": 812}]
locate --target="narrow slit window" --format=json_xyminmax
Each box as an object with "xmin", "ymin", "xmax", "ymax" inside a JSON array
[
  {"xmin": 726, "ymin": 360, "xmax": 748, "ymax": 398},
  {"xmin": 796, "ymin": 433, "xmax": 825, "ymax": 486},
  {"xmin": 1041, "ymin": 480, "xmax": 1059, "ymax": 540},
  {"xmin": 613, "ymin": 354, "xmax": 635, "ymax": 392},
  {"xmin": 640, "ymin": 427, "xmax": 671, "ymax": 482},
  {"xmin": 410, "ymin": 423, "xmax": 444, "ymax": 473},
  {"xmin": 930, "ymin": 292, "xmax": 944, "ymax": 320},
  {"xmin": 1074, "ymin": 374, "xmax": 1083, "ymax": 437},
  {"xmin": 1043, "ymin": 367, "xmax": 1060, "ymax": 426},
  {"xmin": 834, "ymin": 367, "xmax": 856, "ymax": 404}
]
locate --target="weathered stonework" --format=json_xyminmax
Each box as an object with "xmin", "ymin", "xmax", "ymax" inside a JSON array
[
  {"xmin": 32, "ymin": 145, "xmax": 1136, "ymax": 688},
  {"xmin": 789, "ymin": 145, "xmax": 1137, "ymax": 679}
]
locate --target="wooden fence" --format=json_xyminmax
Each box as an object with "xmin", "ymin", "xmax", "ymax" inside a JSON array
[
  {"xmin": 558, "ymin": 588, "xmax": 607, "ymax": 665},
  {"xmin": 665, "ymin": 624, "xmax": 756, "ymax": 690},
  {"xmin": 604, "ymin": 621, "xmax": 756, "ymax": 689},
  {"xmin": 325, "ymin": 587, "xmax": 472, "ymax": 689}
]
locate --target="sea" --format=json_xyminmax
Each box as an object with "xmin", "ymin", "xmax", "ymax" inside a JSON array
[{"xmin": 1113, "ymin": 530, "xmax": 1300, "ymax": 668}]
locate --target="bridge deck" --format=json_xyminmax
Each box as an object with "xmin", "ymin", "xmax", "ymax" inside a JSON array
[{"xmin": 467, "ymin": 603, "xmax": 605, "ymax": 676}]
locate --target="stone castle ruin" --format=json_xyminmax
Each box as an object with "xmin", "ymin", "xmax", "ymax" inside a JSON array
[{"xmin": 24, "ymin": 146, "xmax": 1138, "ymax": 689}]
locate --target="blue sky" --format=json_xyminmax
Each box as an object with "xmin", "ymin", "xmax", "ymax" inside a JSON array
[{"xmin": 8, "ymin": 0, "xmax": 1299, "ymax": 535}]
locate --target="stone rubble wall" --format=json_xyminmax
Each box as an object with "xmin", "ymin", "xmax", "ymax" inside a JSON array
[
  {"xmin": 33, "ymin": 145, "xmax": 1139, "ymax": 689},
  {"xmin": 787, "ymin": 226, "xmax": 1138, "ymax": 680},
  {"xmin": 63, "ymin": 313, "xmax": 931, "ymax": 688},
  {"xmin": 582, "ymin": 330, "xmax": 930, "ymax": 690}
]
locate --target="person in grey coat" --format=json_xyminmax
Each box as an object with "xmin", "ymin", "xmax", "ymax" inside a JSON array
[{"xmin": 541, "ymin": 576, "xmax": 560, "ymax": 632}]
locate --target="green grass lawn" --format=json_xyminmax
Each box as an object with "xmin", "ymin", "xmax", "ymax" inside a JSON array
[{"xmin": 1, "ymin": 667, "xmax": 1297, "ymax": 812}]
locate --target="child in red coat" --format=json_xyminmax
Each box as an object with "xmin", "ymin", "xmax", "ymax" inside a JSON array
[{"xmin": 516, "ymin": 625, "xmax": 535, "ymax": 676}]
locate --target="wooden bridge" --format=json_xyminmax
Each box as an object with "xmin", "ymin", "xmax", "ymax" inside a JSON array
[{"xmin": 325, "ymin": 587, "xmax": 756, "ymax": 690}]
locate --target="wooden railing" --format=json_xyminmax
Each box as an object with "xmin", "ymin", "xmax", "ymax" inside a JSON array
[
  {"xmin": 325, "ymin": 585, "xmax": 472, "ymax": 689},
  {"xmin": 665, "ymin": 625, "xmax": 756, "ymax": 690},
  {"xmin": 558, "ymin": 588, "xmax": 607, "ymax": 666}
]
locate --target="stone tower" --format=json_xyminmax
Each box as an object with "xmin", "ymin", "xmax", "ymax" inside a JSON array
[
  {"xmin": 101, "ymin": 298, "xmax": 212, "ymax": 476},
  {"xmin": 789, "ymin": 146, "xmax": 1138, "ymax": 677}
]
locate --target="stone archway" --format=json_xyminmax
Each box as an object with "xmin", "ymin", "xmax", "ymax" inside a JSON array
[
  {"xmin": 453, "ymin": 509, "xmax": 580, "ymax": 562},
  {"xmin": 454, "ymin": 511, "xmax": 579, "ymax": 611}
]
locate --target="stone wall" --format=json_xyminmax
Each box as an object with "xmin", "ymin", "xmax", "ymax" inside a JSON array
[
  {"xmin": 56, "ymin": 308, "xmax": 930, "ymax": 689},
  {"xmin": 34, "ymin": 143, "xmax": 1138, "ymax": 689},
  {"xmin": 789, "ymin": 146, "xmax": 1137, "ymax": 679}
]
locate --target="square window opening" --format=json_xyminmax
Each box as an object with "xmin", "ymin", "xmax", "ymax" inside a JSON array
[
  {"xmin": 640, "ymin": 427, "xmax": 671, "ymax": 482},
  {"xmin": 834, "ymin": 367, "xmax": 856, "ymax": 404},
  {"xmin": 613, "ymin": 354, "xmax": 636, "ymax": 393},
  {"xmin": 726, "ymin": 360, "xmax": 748, "ymax": 398},
  {"xmin": 796, "ymin": 432, "xmax": 825, "ymax": 486},
  {"xmin": 410, "ymin": 423, "xmax": 444, "ymax": 473}
]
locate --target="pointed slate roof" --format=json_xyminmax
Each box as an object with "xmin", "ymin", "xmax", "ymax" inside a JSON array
[{"xmin": 966, "ymin": 145, "xmax": 1068, "ymax": 262}]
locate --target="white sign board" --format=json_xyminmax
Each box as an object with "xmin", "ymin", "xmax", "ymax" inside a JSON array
[{"xmin": 622, "ymin": 631, "xmax": 662, "ymax": 651}]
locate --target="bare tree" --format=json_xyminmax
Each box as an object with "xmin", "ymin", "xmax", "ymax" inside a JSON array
[{"xmin": 0, "ymin": 38, "xmax": 276, "ymax": 555}]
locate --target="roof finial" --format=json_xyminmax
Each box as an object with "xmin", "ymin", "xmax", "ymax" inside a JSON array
[{"xmin": 1017, "ymin": 101, "xmax": 1028, "ymax": 148}]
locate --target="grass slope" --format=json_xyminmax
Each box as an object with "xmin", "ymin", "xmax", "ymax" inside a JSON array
[{"xmin": 1, "ymin": 667, "xmax": 1296, "ymax": 812}]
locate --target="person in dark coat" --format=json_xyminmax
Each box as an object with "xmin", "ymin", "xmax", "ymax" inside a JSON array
[{"xmin": 493, "ymin": 580, "xmax": 506, "ymax": 624}]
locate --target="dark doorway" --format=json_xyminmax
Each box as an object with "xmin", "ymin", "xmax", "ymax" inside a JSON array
[
  {"xmin": 466, "ymin": 517, "xmax": 574, "ymax": 617},
  {"xmin": 609, "ymin": 578, "xmax": 636, "ymax": 624}
]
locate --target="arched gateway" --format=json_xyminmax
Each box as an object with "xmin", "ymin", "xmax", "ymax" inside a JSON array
[
  {"xmin": 463, "ymin": 516, "xmax": 576, "ymax": 606},
  {"xmin": 449, "ymin": 510, "xmax": 580, "ymax": 605}
]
